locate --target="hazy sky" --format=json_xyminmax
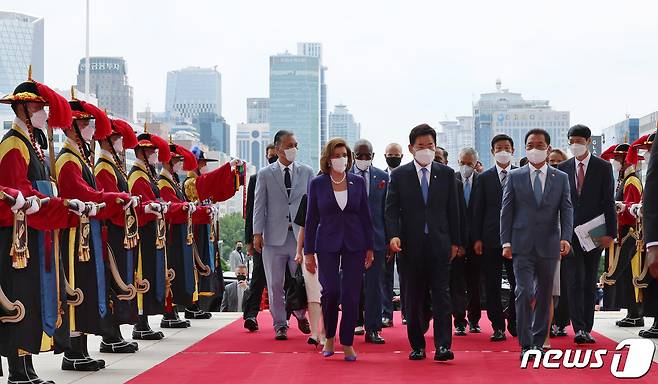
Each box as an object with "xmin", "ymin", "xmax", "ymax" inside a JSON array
[{"xmin": 8, "ymin": 0, "xmax": 658, "ymax": 167}]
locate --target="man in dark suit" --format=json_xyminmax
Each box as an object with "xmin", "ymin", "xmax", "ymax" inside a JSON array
[
  {"xmin": 385, "ymin": 124, "xmax": 460, "ymax": 362},
  {"xmin": 500, "ymin": 128, "xmax": 573, "ymax": 357},
  {"xmin": 451, "ymin": 147, "xmax": 481, "ymax": 336},
  {"xmin": 558, "ymin": 124, "xmax": 616, "ymax": 345},
  {"xmin": 351, "ymin": 139, "xmax": 389, "ymax": 344},
  {"xmin": 242, "ymin": 144, "xmax": 278, "ymax": 331},
  {"xmin": 644, "ymin": 130, "xmax": 658, "ymax": 277},
  {"xmin": 472, "ymin": 134, "xmax": 518, "ymax": 341}
]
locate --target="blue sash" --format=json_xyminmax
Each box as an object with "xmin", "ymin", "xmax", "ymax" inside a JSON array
[
  {"xmin": 33, "ymin": 180, "xmax": 58, "ymax": 336},
  {"xmin": 90, "ymin": 219, "xmax": 107, "ymax": 318},
  {"xmin": 155, "ymin": 248, "xmax": 165, "ymax": 303},
  {"xmin": 125, "ymin": 248, "xmax": 134, "ymax": 285},
  {"xmin": 181, "ymin": 230, "xmax": 195, "ymax": 296},
  {"xmin": 206, "ymin": 224, "xmax": 215, "ymax": 273}
]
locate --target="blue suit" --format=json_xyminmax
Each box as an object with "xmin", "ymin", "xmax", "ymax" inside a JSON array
[
  {"xmin": 350, "ymin": 165, "xmax": 389, "ymax": 333},
  {"xmin": 500, "ymin": 164, "xmax": 573, "ymax": 348},
  {"xmin": 305, "ymin": 173, "xmax": 374, "ymax": 346}
]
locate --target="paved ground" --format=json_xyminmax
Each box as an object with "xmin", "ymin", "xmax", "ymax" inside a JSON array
[{"xmin": 12, "ymin": 311, "xmax": 658, "ymax": 383}]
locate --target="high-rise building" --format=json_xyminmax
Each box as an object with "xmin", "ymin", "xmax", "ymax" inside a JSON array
[
  {"xmin": 237, "ymin": 123, "xmax": 270, "ymax": 170},
  {"xmin": 76, "ymin": 57, "xmax": 134, "ymax": 121},
  {"xmin": 0, "ymin": 11, "xmax": 44, "ymax": 123},
  {"xmin": 247, "ymin": 98, "xmax": 269, "ymax": 124},
  {"xmin": 601, "ymin": 117, "xmax": 639, "ymax": 147},
  {"xmin": 297, "ymin": 43, "xmax": 328, "ymax": 148},
  {"xmin": 165, "ymin": 66, "xmax": 222, "ymax": 119},
  {"xmin": 193, "ymin": 112, "xmax": 230, "ymax": 154},
  {"xmin": 473, "ymin": 79, "xmax": 570, "ymax": 168},
  {"xmin": 439, "ymin": 116, "xmax": 474, "ymax": 170},
  {"xmin": 328, "ymin": 104, "xmax": 361, "ymax": 146},
  {"xmin": 638, "ymin": 111, "xmax": 658, "ymax": 137},
  {"xmin": 269, "ymin": 53, "xmax": 321, "ymax": 169}
]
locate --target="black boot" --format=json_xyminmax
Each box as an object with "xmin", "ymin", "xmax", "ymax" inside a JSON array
[
  {"xmin": 133, "ymin": 315, "xmax": 165, "ymax": 340},
  {"xmin": 62, "ymin": 335, "xmax": 102, "ymax": 371},
  {"xmin": 639, "ymin": 318, "xmax": 658, "ymax": 338},
  {"xmin": 8, "ymin": 353, "xmax": 55, "ymax": 384},
  {"xmin": 161, "ymin": 308, "xmax": 190, "ymax": 328},
  {"xmin": 81, "ymin": 334, "xmax": 106, "ymax": 369},
  {"xmin": 185, "ymin": 304, "xmax": 212, "ymax": 320},
  {"xmin": 101, "ymin": 323, "xmax": 138, "ymax": 353}
]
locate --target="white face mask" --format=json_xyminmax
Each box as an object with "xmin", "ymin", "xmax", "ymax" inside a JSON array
[
  {"xmin": 173, "ymin": 161, "xmax": 183, "ymax": 174},
  {"xmin": 414, "ymin": 148, "xmax": 435, "ymax": 166},
  {"xmin": 80, "ymin": 124, "xmax": 94, "ymax": 142},
  {"xmin": 112, "ymin": 137, "xmax": 123, "ymax": 153},
  {"xmin": 611, "ymin": 159, "xmax": 622, "ymax": 173},
  {"xmin": 494, "ymin": 151, "xmax": 512, "ymax": 165},
  {"xmin": 283, "ymin": 147, "xmax": 297, "ymax": 162},
  {"xmin": 30, "ymin": 109, "xmax": 48, "ymax": 129},
  {"xmin": 355, "ymin": 159, "xmax": 372, "ymax": 171},
  {"xmin": 569, "ymin": 143, "xmax": 588, "ymax": 157},
  {"xmin": 330, "ymin": 157, "xmax": 348, "ymax": 173},
  {"xmin": 199, "ymin": 165, "xmax": 208, "ymax": 174},
  {"xmin": 526, "ymin": 148, "xmax": 548, "ymax": 165},
  {"xmin": 459, "ymin": 164, "xmax": 475, "ymax": 179},
  {"xmin": 147, "ymin": 152, "xmax": 158, "ymax": 165}
]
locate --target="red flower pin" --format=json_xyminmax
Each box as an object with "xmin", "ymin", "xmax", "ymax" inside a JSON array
[{"xmin": 378, "ymin": 180, "xmax": 387, "ymax": 190}]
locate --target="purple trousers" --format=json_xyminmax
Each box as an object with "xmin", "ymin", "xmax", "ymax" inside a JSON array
[{"xmin": 317, "ymin": 249, "xmax": 365, "ymax": 346}]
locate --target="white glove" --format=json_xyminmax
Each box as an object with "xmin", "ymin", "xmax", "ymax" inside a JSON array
[
  {"xmin": 187, "ymin": 203, "xmax": 197, "ymax": 214},
  {"xmin": 124, "ymin": 196, "xmax": 139, "ymax": 210},
  {"xmin": 24, "ymin": 195, "xmax": 40, "ymax": 215},
  {"xmin": 162, "ymin": 202, "xmax": 169, "ymax": 214},
  {"xmin": 68, "ymin": 199, "xmax": 86, "ymax": 216},
  {"xmin": 87, "ymin": 203, "xmax": 98, "ymax": 217},
  {"xmin": 145, "ymin": 202, "xmax": 162, "ymax": 218},
  {"xmin": 630, "ymin": 203, "xmax": 643, "ymax": 219},
  {"xmin": 229, "ymin": 158, "xmax": 244, "ymax": 168},
  {"xmin": 10, "ymin": 191, "xmax": 26, "ymax": 213},
  {"xmin": 615, "ymin": 201, "xmax": 626, "ymax": 214}
]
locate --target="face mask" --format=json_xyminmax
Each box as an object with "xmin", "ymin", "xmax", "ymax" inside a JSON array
[
  {"xmin": 611, "ymin": 159, "xmax": 622, "ymax": 174},
  {"xmin": 569, "ymin": 143, "xmax": 588, "ymax": 157},
  {"xmin": 355, "ymin": 159, "xmax": 372, "ymax": 171},
  {"xmin": 386, "ymin": 156, "xmax": 402, "ymax": 169},
  {"xmin": 283, "ymin": 147, "xmax": 297, "ymax": 162},
  {"xmin": 494, "ymin": 151, "xmax": 512, "ymax": 165},
  {"xmin": 267, "ymin": 155, "xmax": 278, "ymax": 164},
  {"xmin": 80, "ymin": 124, "xmax": 94, "ymax": 142},
  {"xmin": 414, "ymin": 148, "xmax": 435, "ymax": 166},
  {"xmin": 147, "ymin": 152, "xmax": 158, "ymax": 165},
  {"xmin": 459, "ymin": 165, "xmax": 475, "ymax": 179},
  {"xmin": 643, "ymin": 152, "xmax": 651, "ymax": 164},
  {"xmin": 173, "ymin": 161, "xmax": 183, "ymax": 174},
  {"xmin": 112, "ymin": 137, "xmax": 123, "ymax": 153},
  {"xmin": 526, "ymin": 148, "xmax": 548, "ymax": 165},
  {"xmin": 199, "ymin": 165, "xmax": 208, "ymax": 174},
  {"xmin": 330, "ymin": 157, "xmax": 348, "ymax": 173},
  {"xmin": 30, "ymin": 109, "xmax": 48, "ymax": 129}
]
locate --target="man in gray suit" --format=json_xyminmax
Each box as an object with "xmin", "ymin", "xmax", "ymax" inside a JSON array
[
  {"xmin": 221, "ymin": 265, "xmax": 251, "ymax": 312},
  {"xmin": 500, "ymin": 128, "xmax": 573, "ymax": 359},
  {"xmin": 253, "ymin": 130, "xmax": 315, "ymax": 340}
]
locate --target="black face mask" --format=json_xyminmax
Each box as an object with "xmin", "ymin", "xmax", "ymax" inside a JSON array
[
  {"xmin": 237, "ymin": 274, "xmax": 247, "ymax": 282},
  {"xmin": 267, "ymin": 155, "xmax": 278, "ymax": 164},
  {"xmin": 236, "ymin": 246, "xmax": 243, "ymax": 252},
  {"xmin": 385, "ymin": 156, "xmax": 402, "ymax": 169}
]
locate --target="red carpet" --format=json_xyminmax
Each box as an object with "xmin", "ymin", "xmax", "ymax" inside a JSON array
[{"xmin": 130, "ymin": 311, "xmax": 658, "ymax": 383}]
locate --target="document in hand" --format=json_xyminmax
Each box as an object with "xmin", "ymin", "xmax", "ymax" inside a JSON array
[{"xmin": 574, "ymin": 214, "xmax": 607, "ymax": 252}]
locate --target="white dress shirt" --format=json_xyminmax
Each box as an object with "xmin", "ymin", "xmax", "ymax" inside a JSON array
[
  {"xmin": 574, "ymin": 151, "xmax": 592, "ymax": 190},
  {"xmin": 529, "ymin": 162, "xmax": 549, "ymax": 192},
  {"xmin": 496, "ymin": 163, "xmax": 512, "ymax": 184},
  {"xmin": 334, "ymin": 190, "xmax": 348, "ymax": 211},
  {"xmin": 356, "ymin": 166, "xmax": 370, "ymax": 195},
  {"xmin": 414, "ymin": 160, "xmax": 432, "ymax": 186},
  {"xmin": 277, "ymin": 160, "xmax": 294, "ymax": 185}
]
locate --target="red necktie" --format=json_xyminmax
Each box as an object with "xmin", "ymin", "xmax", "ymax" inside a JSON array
[{"xmin": 577, "ymin": 162, "xmax": 585, "ymax": 196}]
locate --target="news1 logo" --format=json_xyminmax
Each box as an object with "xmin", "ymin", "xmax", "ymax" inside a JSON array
[{"xmin": 520, "ymin": 339, "xmax": 656, "ymax": 378}]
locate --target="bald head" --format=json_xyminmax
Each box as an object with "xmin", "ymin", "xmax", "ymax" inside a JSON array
[
  {"xmin": 385, "ymin": 143, "xmax": 403, "ymax": 155},
  {"xmin": 384, "ymin": 142, "xmax": 404, "ymax": 169}
]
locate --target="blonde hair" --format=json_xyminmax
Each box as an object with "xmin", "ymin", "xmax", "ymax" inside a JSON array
[{"xmin": 320, "ymin": 138, "xmax": 353, "ymax": 174}]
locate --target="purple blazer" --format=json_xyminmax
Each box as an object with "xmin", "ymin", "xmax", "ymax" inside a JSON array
[{"xmin": 304, "ymin": 173, "xmax": 374, "ymax": 254}]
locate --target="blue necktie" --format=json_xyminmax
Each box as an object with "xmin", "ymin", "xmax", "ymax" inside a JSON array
[
  {"xmin": 464, "ymin": 178, "xmax": 471, "ymax": 207},
  {"xmin": 533, "ymin": 169, "xmax": 543, "ymax": 205},
  {"xmin": 421, "ymin": 168, "xmax": 429, "ymax": 234}
]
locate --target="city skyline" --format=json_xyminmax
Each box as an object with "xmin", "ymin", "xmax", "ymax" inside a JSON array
[{"xmin": 3, "ymin": 1, "xmax": 658, "ymax": 169}]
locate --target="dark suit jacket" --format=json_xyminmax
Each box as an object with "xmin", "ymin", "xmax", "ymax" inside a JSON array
[
  {"xmin": 500, "ymin": 165, "xmax": 573, "ymax": 259},
  {"xmin": 244, "ymin": 174, "xmax": 257, "ymax": 243},
  {"xmin": 456, "ymin": 172, "xmax": 478, "ymax": 246},
  {"xmin": 385, "ymin": 161, "xmax": 460, "ymax": 260},
  {"xmin": 304, "ymin": 173, "xmax": 374, "ymax": 254},
  {"xmin": 350, "ymin": 165, "xmax": 389, "ymax": 251},
  {"xmin": 644, "ymin": 135, "xmax": 658, "ymax": 244},
  {"xmin": 220, "ymin": 282, "xmax": 250, "ymax": 312},
  {"xmin": 558, "ymin": 155, "xmax": 617, "ymax": 245},
  {"xmin": 472, "ymin": 165, "xmax": 516, "ymax": 249}
]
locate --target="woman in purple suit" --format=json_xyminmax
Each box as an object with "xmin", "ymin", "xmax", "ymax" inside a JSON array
[{"xmin": 304, "ymin": 138, "xmax": 374, "ymax": 361}]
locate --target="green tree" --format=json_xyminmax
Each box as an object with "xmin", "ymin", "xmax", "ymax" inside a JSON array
[{"xmin": 219, "ymin": 212, "xmax": 245, "ymax": 271}]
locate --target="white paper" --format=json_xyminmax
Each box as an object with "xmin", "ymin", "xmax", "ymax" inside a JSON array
[{"xmin": 574, "ymin": 214, "xmax": 606, "ymax": 252}]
